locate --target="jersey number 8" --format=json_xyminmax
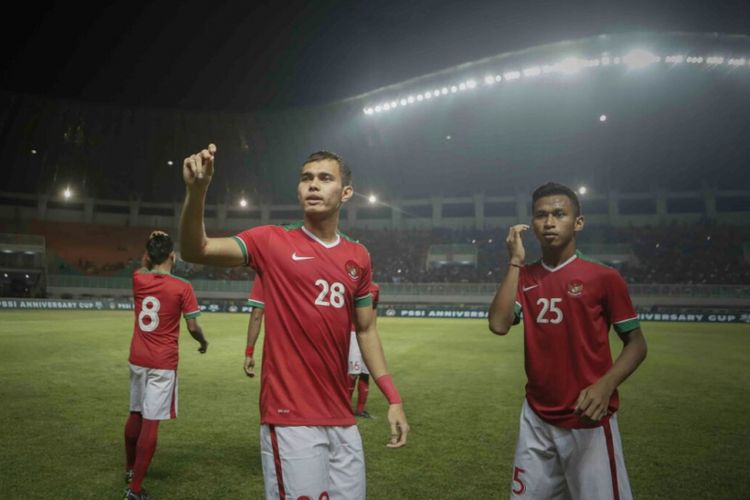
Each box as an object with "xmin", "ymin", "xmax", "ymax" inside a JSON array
[{"xmin": 139, "ymin": 296, "xmax": 161, "ymax": 332}]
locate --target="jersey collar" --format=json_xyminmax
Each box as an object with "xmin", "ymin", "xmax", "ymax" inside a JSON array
[
  {"xmin": 301, "ymin": 225, "xmax": 341, "ymax": 249},
  {"xmin": 541, "ymin": 252, "xmax": 578, "ymax": 272}
]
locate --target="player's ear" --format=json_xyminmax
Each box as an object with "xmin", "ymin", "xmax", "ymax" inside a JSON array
[
  {"xmin": 574, "ymin": 215, "xmax": 585, "ymax": 232},
  {"xmin": 340, "ymin": 185, "xmax": 354, "ymax": 204}
]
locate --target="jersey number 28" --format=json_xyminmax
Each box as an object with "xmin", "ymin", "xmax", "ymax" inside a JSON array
[{"xmin": 314, "ymin": 279, "xmax": 346, "ymax": 308}]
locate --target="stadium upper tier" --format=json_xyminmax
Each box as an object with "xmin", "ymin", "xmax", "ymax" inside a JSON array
[{"xmin": 1, "ymin": 32, "xmax": 748, "ymax": 203}]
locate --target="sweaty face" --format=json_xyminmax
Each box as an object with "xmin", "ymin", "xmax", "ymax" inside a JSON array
[
  {"xmin": 297, "ymin": 159, "xmax": 352, "ymax": 217},
  {"xmin": 531, "ymin": 195, "xmax": 583, "ymax": 250}
]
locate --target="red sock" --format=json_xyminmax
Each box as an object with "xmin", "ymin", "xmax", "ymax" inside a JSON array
[
  {"xmin": 130, "ymin": 419, "xmax": 160, "ymax": 492},
  {"xmin": 356, "ymin": 376, "xmax": 370, "ymax": 414},
  {"xmin": 124, "ymin": 412, "xmax": 143, "ymax": 470},
  {"xmin": 348, "ymin": 376, "xmax": 357, "ymax": 399}
]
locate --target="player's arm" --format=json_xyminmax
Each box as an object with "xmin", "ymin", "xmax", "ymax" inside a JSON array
[
  {"xmin": 488, "ymin": 224, "xmax": 528, "ymax": 335},
  {"xmin": 186, "ymin": 318, "xmax": 208, "ymax": 353},
  {"xmin": 355, "ymin": 305, "xmax": 410, "ymax": 448},
  {"xmin": 244, "ymin": 307, "xmax": 264, "ymax": 377},
  {"xmin": 575, "ymin": 327, "xmax": 647, "ymax": 421},
  {"xmin": 179, "ymin": 143, "xmax": 246, "ymax": 267}
]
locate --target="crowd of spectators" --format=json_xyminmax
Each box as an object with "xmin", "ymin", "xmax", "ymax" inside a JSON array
[{"xmin": 44, "ymin": 223, "xmax": 750, "ymax": 286}]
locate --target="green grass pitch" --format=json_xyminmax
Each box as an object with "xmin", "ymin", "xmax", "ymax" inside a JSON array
[{"xmin": 1, "ymin": 311, "xmax": 749, "ymax": 499}]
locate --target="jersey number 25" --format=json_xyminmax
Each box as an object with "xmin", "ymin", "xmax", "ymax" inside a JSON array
[{"xmin": 536, "ymin": 297, "xmax": 563, "ymax": 324}]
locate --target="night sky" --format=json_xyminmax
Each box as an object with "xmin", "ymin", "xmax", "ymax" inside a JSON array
[{"xmin": 3, "ymin": 0, "xmax": 749, "ymax": 112}]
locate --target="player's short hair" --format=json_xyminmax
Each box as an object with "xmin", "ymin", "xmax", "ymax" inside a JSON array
[
  {"xmin": 303, "ymin": 151, "xmax": 352, "ymax": 187},
  {"xmin": 532, "ymin": 182, "xmax": 581, "ymax": 216},
  {"xmin": 146, "ymin": 232, "xmax": 174, "ymax": 265}
]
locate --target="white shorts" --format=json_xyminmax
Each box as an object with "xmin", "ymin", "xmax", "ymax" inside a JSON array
[
  {"xmin": 509, "ymin": 399, "xmax": 632, "ymax": 500},
  {"xmin": 347, "ymin": 332, "xmax": 368, "ymax": 375},
  {"xmin": 260, "ymin": 425, "xmax": 365, "ymax": 500},
  {"xmin": 128, "ymin": 363, "xmax": 178, "ymax": 420}
]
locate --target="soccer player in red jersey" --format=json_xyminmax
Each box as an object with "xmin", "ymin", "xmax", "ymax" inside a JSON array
[
  {"xmin": 488, "ymin": 183, "xmax": 647, "ymax": 500},
  {"xmin": 348, "ymin": 283, "xmax": 380, "ymax": 418},
  {"xmin": 179, "ymin": 144, "xmax": 408, "ymax": 500},
  {"xmin": 123, "ymin": 231, "xmax": 208, "ymax": 500}
]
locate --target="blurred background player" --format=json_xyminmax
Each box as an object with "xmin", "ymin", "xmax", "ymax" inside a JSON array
[
  {"xmin": 348, "ymin": 282, "xmax": 380, "ymax": 418},
  {"xmin": 123, "ymin": 231, "xmax": 208, "ymax": 500},
  {"xmin": 488, "ymin": 183, "xmax": 647, "ymax": 499},
  {"xmin": 179, "ymin": 145, "xmax": 408, "ymax": 500},
  {"xmin": 244, "ymin": 275, "xmax": 264, "ymax": 378}
]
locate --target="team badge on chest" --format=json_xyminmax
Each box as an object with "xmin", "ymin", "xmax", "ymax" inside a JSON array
[
  {"xmin": 345, "ymin": 260, "xmax": 362, "ymax": 281},
  {"xmin": 567, "ymin": 280, "xmax": 584, "ymax": 297}
]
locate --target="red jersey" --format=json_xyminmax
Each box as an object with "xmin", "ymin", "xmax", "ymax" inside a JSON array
[
  {"xmin": 233, "ymin": 223, "xmax": 373, "ymax": 426},
  {"xmin": 129, "ymin": 270, "xmax": 201, "ymax": 370},
  {"xmin": 351, "ymin": 282, "xmax": 380, "ymax": 331},
  {"xmin": 514, "ymin": 252, "xmax": 640, "ymax": 429},
  {"xmin": 247, "ymin": 275, "xmax": 265, "ymax": 310}
]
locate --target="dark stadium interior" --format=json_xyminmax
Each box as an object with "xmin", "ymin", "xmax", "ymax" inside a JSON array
[{"xmin": 0, "ymin": 2, "xmax": 748, "ymax": 299}]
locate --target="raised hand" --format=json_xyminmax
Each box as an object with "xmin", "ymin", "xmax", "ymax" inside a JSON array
[
  {"xmin": 506, "ymin": 224, "xmax": 529, "ymax": 265},
  {"xmin": 182, "ymin": 143, "xmax": 217, "ymax": 190}
]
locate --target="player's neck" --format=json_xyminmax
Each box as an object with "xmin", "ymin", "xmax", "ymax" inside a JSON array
[
  {"xmin": 541, "ymin": 242, "xmax": 577, "ymax": 268},
  {"xmin": 303, "ymin": 213, "xmax": 340, "ymax": 243},
  {"xmin": 151, "ymin": 262, "xmax": 173, "ymax": 274}
]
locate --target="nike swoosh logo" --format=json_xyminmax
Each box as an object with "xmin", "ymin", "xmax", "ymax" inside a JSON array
[
  {"xmin": 522, "ymin": 284, "xmax": 539, "ymax": 292},
  {"xmin": 292, "ymin": 252, "xmax": 315, "ymax": 261}
]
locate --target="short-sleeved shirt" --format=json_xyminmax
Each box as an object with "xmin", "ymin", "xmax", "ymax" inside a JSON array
[
  {"xmin": 129, "ymin": 270, "xmax": 201, "ymax": 370},
  {"xmin": 247, "ymin": 275, "xmax": 265, "ymax": 310},
  {"xmin": 233, "ymin": 222, "xmax": 373, "ymax": 426},
  {"xmin": 351, "ymin": 282, "xmax": 380, "ymax": 331},
  {"xmin": 514, "ymin": 251, "xmax": 640, "ymax": 429}
]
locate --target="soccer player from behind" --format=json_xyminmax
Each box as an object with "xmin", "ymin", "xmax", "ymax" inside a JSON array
[
  {"xmin": 243, "ymin": 275, "xmax": 264, "ymax": 378},
  {"xmin": 123, "ymin": 231, "xmax": 208, "ymax": 500},
  {"xmin": 488, "ymin": 182, "xmax": 647, "ymax": 499},
  {"xmin": 348, "ymin": 282, "xmax": 380, "ymax": 418},
  {"xmin": 179, "ymin": 145, "xmax": 409, "ymax": 500}
]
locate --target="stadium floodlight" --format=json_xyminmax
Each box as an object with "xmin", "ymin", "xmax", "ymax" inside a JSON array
[
  {"xmin": 450, "ymin": 86, "xmax": 458, "ymax": 93},
  {"xmin": 523, "ymin": 66, "xmax": 542, "ymax": 77},
  {"xmin": 446, "ymin": 135, "xmax": 452, "ymax": 140},
  {"xmin": 484, "ymin": 75, "xmax": 495, "ymax": 85},
  {"xmin": 239, "ymin": 198, "xmax": 248, "ymax": 208},
  {"xmin": 665, "ymin": 55, "xmax": 685, "ymax": 64},
  {"xmin": 31, "ymin": 149, "xmax": 37, "ymax": 155},
  {"xmin": 383, "ymin": 103, "xmax": 391, "ymax": 111},
  {"xmin": 706, "ymin": 56, "xmax": 724, "ymax": 65},
  {"xmin": 466, "ymin": 79, "xmax": 477, "ymax": 89},
  {"xmin": 578, "ymin": 186, "xmax": 588, "ymax": 195},
  {"xmin": 416, "ymin": 94, "xmax": 424, "ymax": 101},
  {"xmin": 368, "ymin": 194, "xmax": 377, "ymax": 204},
  {"xmin": 167, "ymin": 160, "xmax": 174, "ymax": 166},
  {"xmin": 25, "ymin": 274, "xmax": 30, "ymax": 279},
  {"xmin": 504, "ymin": 71, "xmax": 521, "ymax": 81},
  {"xmin": 408, "ymin": 96, "xmax": 415, "ymax": 103},
  {"xmin": 622, "ymin": 49, "xmax": 659, "ymax": 68},
  {"xmin": 3, "ymin": 273, "xmax": 7, "ymax": 278},
  {"xmin": 63, "ymin": 187, "xmax": 73, "ymax": 199},
  {"xmin": 601, "ymin": 56, "xmax": 611, "ymax": 65},
  {"xmin": 599, "ymin": 114, "xmax": 607, "ymax": 122},
  {"xmin": 425, "ymin": 91, "xmax": 433, "ymax": 99},
  {"xmin": 728, "ymin": 58, "xmax": 747, "ymax": 66}
]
